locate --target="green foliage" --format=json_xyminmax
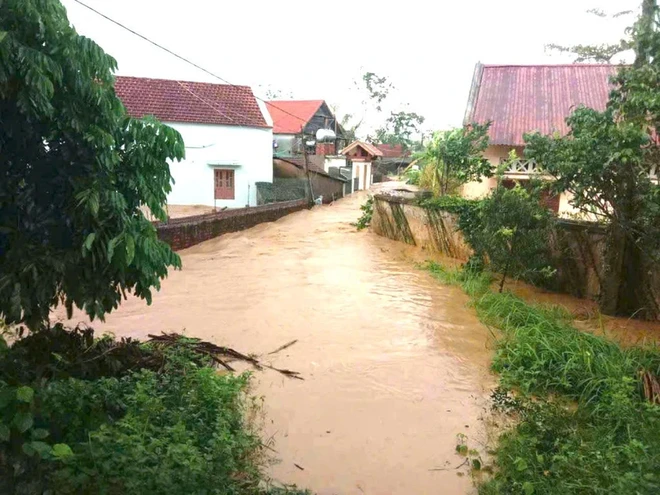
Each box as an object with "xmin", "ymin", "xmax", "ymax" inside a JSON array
[
  {"xmin": 474, "ymin": 292, "xmax": 660, "ymax": 495},
  {"xmin": 425, "ymin": 262, "xmax": 660, "ymax": 494},
  {"xmin": 424, "ymin": 261, "xmax": 493, "ymax": 297},
  {"xmin": 472, "ymin": 183, "xmax": 556, "ymax": 290},
  {"xmin": 525, "ymin": 1, "xmax": 660, "ymax": 318},
  {"xmin": 420, "ymin": 185, "xmax": 555, "ymax": 290},
  {"xmin": 404, "ymin": 167, "xmax": 421, "ymax": 185},
  {"xmin": 0, "ymin": 325, "xmax": 270, "ymax": 495},
  {"xmin": 361, "ymin": 72, "xmax": 393, "ymax": 111},
  {"xmin": 354, "ymin": 196, "xmax": 374, "ymax": 230},
  {"xmin": 545, "ymin": 8, "xmax": 634, "ymax": 63},
  {"xmin": 0, "ymin": 0, "xmax": 185, "ymax": 328},
  {"xmin": 375, "ymin": 111, "xmax": 426, "ymax": 150},
  {"xmin": 418, "ymin": 124, "xmax": 491, "ymax": 195}
]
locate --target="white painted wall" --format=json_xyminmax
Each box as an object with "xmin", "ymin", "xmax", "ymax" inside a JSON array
[
  {"xmin": 324, "ymin": 156, "xmax": 347, "ymax": 174},
  {"xmin": 165, "ymin": 122, "xmax": 273, "ymax": 208},
  {"xmin": 352, "ymin": 160, "xmax": 372, "ymax": 191}
]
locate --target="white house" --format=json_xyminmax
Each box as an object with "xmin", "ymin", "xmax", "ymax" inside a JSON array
[{"xmin": 115, "ymin": 76, "xmax": 273, "ymax": 208}]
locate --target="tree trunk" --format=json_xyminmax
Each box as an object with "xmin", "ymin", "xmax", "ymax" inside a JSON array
[{"xmin": 600, "ymin": 222, "xmax": 660, "ymax": 319}]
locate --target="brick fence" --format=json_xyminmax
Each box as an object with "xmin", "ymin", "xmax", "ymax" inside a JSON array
[{"xmin": 156, "ymin": 199, "xmax": 309, "ymax": 251}]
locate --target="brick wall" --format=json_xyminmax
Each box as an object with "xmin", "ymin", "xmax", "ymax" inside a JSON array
[{"xmin": 156, "ymin": 199, "xmax": 309, "ymax": 251}]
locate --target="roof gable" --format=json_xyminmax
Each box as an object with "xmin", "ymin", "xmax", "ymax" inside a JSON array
[
  {"xmin": 266, "ymin": 100, "xmax": 324, "ymax": 134},
  {"xmin": 340, "ymin": 140, "xmax": 383, "ymax": 157},
  {"xmin": 115, "ymin": 76, "xmax": 269, "ymax": 128},
  {"xmin": 464, "ymin": 64, "xmax": 619, "ymax": 146}
]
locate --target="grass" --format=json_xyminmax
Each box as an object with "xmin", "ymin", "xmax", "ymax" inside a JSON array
[{"xmin": 423, "ymin": 262, "xmax": 660, "ymax": 494}]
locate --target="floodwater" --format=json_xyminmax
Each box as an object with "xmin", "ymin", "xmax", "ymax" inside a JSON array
[{"xmin": 57, "ymin": 185, "xmax": 494, "ymax": 495}]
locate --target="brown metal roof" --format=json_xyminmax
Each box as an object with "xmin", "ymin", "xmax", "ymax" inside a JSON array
[{"xmin": 464, "ymin": 64, "xmax": 620, "ymax": 146}]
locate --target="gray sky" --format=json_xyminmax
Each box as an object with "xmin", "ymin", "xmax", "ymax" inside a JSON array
[{"xmin": 61, "ymin": 0, "xmax": 638, "ymax": 135}]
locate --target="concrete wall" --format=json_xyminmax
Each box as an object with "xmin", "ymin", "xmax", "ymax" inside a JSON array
[
  {"xmin": 371, "ymin": 194, "xmax": 473, "ymax": 260},
  {"xmin": 156, "ymin": 199, "xmax": 308, "ymax": 251},
  {"xmin": 166, "ymin": 122, "xmax": 273, "ymax": 208},
  {"xmin": 371, "ymin": 193, "xmax": 660, "ymax": 317}
]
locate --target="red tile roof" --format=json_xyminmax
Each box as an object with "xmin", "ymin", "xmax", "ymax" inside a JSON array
[
  {"xmin": 464, "ymin": 64, "xmax": 619, "ymax": 146},
  {"xmin": 115, "ymin": 76, "xmax": 269, "ymax": 128},
  {"xmin": 375, "ymin": 144, "xmax": 410, "ymax": 158},
  {"xmin": 266, "ymin": 100, "xmax": 324, "ymax": 134}
]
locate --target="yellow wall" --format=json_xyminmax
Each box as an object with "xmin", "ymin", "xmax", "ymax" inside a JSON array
[{"xmin": 461, "ymin": 145, "xmax": 585, "ymax": 218}]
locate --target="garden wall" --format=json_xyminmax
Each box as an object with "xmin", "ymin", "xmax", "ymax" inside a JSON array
[
  {"xmin": 156, "ymin": 199, "xmax": 309, "ymax": 251},
  {"xmin": 372, "ymin": 192, "xmax": 659, "ymax": 313}
]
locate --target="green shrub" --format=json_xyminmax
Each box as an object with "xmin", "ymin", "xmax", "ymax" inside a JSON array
[
  {"xmin": 354, "ymin": 196, "xmax": 374, "ymax": 230},
  {"xmin": 423, "ymin": 263, "xmax": 660, "ymax": 494},
  {"xmin": 0, "ymin": 326, "xmax": 269, "ymax": 495}
]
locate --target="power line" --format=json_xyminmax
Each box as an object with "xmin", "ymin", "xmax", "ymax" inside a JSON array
[{"xmin": 71, "ymin": 0, "xmax": 308, "ymax": 125}]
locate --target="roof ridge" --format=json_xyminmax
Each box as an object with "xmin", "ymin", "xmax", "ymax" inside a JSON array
[
  {"xmin": 115, "ymin": 75, "xmax": 252, "ymax": 90},
  {"xmin": 482, "ymin": 63, "xmax": 620, "ymax": 68}
]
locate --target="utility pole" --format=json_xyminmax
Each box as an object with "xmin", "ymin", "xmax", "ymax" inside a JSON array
[{"xmin": 301, "ymin": 125, "xmax": 314, "ymax": 205}]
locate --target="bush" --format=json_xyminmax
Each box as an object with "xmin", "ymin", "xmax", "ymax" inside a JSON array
[
  {"xmin": 354, "ymin": 196, "xmax": 374, "ymax": 230},
  {"xmin": 424, "ymin": 263, "xmax": 660, "ymax": 494},
  {"xmin": 0, "ymin": 326, "xmax": 267, "ymax": 495}
]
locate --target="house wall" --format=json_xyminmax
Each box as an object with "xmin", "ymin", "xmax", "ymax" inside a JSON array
[
  {"xmin": 324, "ymin": 156, "xmax": 347, "ymax": 173},
  {"xmin": 274, "ymin": 134, "xmax": 296, "ymax": 156},
  {"xmin": 462, "ymin": 144, "xmax": 581, "ymax": 217},
  {"xmin": 352, "ymin": 161, "xmax": 372, "ymax": 191},
  {"xmin": 273, "ymin": 159, "xmax": 344, "ymax": 204},
  {"xmin": 165, "ymin": 122, "xmax": 273, "ymax": 208}
]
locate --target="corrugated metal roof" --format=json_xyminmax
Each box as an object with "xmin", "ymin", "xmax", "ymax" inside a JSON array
[
  {"xmin": 115, "ymin": 76, "xmax": 268, "ymax": 128},
  {"xmin": 266, "ymin": 100, "xmax": 324, "ymax": 134},
  {"xmin": 465, "ymin": 64, "xmax": 619, "ymax": 146},
  {"xmin": 375, "ymin": 144, "xmax": 410, "ymax": 158}
]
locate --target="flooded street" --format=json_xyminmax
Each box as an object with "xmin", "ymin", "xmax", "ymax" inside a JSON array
[{"xmin": 59, "ymin": 187, "xmax": 494, "ymax": 494}]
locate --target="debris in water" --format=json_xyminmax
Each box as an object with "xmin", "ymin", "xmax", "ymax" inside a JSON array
[
  {"xmin": 294, "ymin": 463, "xmax": 305, "ymax": 471},
  {"xmin": 147, "ymin": 333, "xmax": 303, "ymax": 379},
  {"xmin": 268, "ymin": 339, "xmax": 299, "ymax": 355}
]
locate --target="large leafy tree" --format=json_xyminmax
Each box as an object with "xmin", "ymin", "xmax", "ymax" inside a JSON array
[
  {"xmin": 0, "ymin": 0, "xmax": 185, "ymax": 328},
  {"xmin": 526, "ymin": 0, "xmax": 660, "ymax": 318}
]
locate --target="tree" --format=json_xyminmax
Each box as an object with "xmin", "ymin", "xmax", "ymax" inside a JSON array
[
  {"xmin": 0, "ymin": 0, "xmax": 185, "ymax": 328},
  {"xmin": 419, "ymin": 124, "xmax": 492, "ymax": 195},
  {"xmin": 471, "ymin": 181, "xmax": 555, "ymax": 292},
  {"xmin": 360, "ymin": 72, "xmax": 393, "ymax": 111},
  {"xmin": 545, "ymin": 8, "xmax": 634, "ymax": 63},
  {"xmin": 526, "ymin": 0, "xmax": 660, "ymax": 318},
  {"xmin": 374, "ymin": 111, "xmax": 426, "ymax": 150}
]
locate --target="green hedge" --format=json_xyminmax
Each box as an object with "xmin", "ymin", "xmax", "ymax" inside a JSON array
[{"xmin": 0, "ymin": 325, "xmax": 281, "ymax": 495}]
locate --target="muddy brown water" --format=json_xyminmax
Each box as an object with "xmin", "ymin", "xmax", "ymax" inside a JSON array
[{"xmin": 56, "ymin": 185, "xmax": 494, "ymax": 495}]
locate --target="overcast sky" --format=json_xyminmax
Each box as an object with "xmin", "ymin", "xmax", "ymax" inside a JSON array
[{"xmin": 61, "ymin": 0, "xmax": 638, "ymax": 134}]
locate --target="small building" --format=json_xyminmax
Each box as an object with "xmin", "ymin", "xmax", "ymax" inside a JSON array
[
  {"xmin": 339, "ymin": 141, "xmax": 383, "ymax": 192},
  {"xmin": 116, "ymin": 76, "xmax": 273, "ymax": 208},
  {"xmin": 373, "ymin": 144, "xmax": 413, "ymax": 181},
  {"xmin": 271, "ymin": 157, "xmax": 348, "ymax": 204},
  {"xmin": 462, "ymin": 63, "xmax": 618, "ymax": 215},
  {"xmin": 266, "ymin": 100, "xmax": 347, "ymax": 157}
]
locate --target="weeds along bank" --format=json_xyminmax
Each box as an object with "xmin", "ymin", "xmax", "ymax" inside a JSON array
[{"xmin": 424, "ymin": 262, "xmax": 660, "ymax": 494}]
